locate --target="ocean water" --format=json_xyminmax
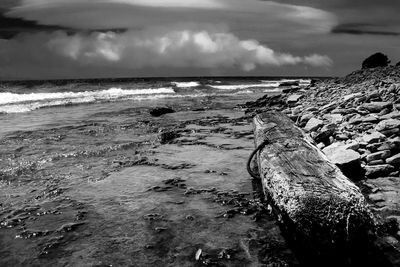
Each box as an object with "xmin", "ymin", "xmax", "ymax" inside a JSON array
[{"xmin": 0, "ymin": 78, "xmax": 308, "ymax": 266}]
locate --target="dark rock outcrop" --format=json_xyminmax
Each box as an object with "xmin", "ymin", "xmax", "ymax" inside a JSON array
[
  {"xmin": 150, "ymin": 107, "xmax": 175, "ymax": 117},
  {"xmin": 362, "ymin": 52, "xmax": 390, "ymax": 69}
]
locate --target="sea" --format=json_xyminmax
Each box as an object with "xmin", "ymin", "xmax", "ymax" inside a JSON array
[{"xmin": 0, "ymin": 77, "xmax": 311, "ymax": 266}]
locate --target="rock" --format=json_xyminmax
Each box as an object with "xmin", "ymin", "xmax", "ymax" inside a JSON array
[
  {"xmin": 150, "ymin": 107, "xmax": 175, "ymax": 117},
  {"xmin": 280, "ymin": 81, "xmax": 300, "ymax": 87},
  {"xmin": 300, "ymin": 113, "xmax": 313, "ymax": 123},
  {"xmin": 335, "ymin": 133, "xmax": 349, "ymax": 141},
  {"xmin": 388, "ymin": 136, "xmax": 400, "ymax": 148},
  {"xmin": 378, "ymin": 108, "xmax": 391, "ymax": 116},
  {"xmin": 287, "ymin": 94, "xmax": 303, "ymax": 104},
  {"xmin": 376, "ymin": 141, "xmax": 397, "ymax": 151},
  {"xmin": 344, "ymin": 141, "xmax": 360, "ymax": 151},
  {"xmin": 362, "ymin": 115, "xmax": 379, "ymax": 123},
  {"xmin": 368, "ymin": 160, "xmax": 385, "ymax": 166},
  {"xmin": 343, "ymin": 92, "xmax": 362, "ymax": 102},
  {"xmin": 362, "ymin": 102, "xmax": 392, "ymax": 113},
  {"xmin": 317, "ymin": 142, "xmax": 325, "ymax": 149},
  {"xmin": 381, "ymin": 111, "xmax": 400, "ymax": 120},
  {"xmin": 366, "ymin": 143, "xmax": 382, "ymax": 152},
  {"xmin": 305, "ymin": 107, "xmax": 318, "ymax": 112},
  {"xmin": 331, "ymin": 108, "xmax": 357, "ymax": 115},
  {"xmin": 323, "ymin": 114, "xmax": 343, "ymax": 123},
  {"xmin": 314, "ymin": 123, "xmax": 336, "ymax": 143},
  {"xmin": 361, "ymin": 132, "xmax": 385, "ymax": 144},
  {"xmin": 319, "ymin": 102, "xmax": 337, "ymax": 113},
  {"xmin": 365, "ymin": 164, "xmax": 395, "ymax": 179},
  {"xmin": 380, "ymin": 128, "xmax": 400, "ymax": 137},
  {"xmin": 349, "ymin": 115, "xmax": 363, "ymax": 125},
  {"xmin": 386, "ymin": 153, "xmax": 400, "ymax": 165},
  {"xmin": 388, "ymin": 84, "xmax": 397, "ymax": 93},
  {"xmin": 292, "ymin": 106, "xmax": 302, "ymax": 115},
  {"xmin": 367, "ymin": 90, "xmax": 380, "ymax": 100},
  {"xmin": 365, "ymin": 150, "xmax": 391, "ymax": 162},
  {"xmin": 322, "ymin": 143, "xmax": 360, "ymax": 166},
  {"xmin": 158, "ymin": 129, "xmax": 180, "ymax": 144},
  {"xmin": 368, "ymin": 192, "xmax": 386, "ymax": 203},
  {"xmin": 304, "ymin": 118, "xmax": 324, "ymax": 132},
  {"xmin": 375, "ymin": 119, "xmax": 400, "ymax": 132}
]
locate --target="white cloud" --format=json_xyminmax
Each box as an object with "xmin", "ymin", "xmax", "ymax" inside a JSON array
[
  {"xmin": 43, "ymin": 25, "xmax": 332, "ymax": 71},
  {"xmin": 0, "ymin": 25, "xmax": 332, "ymax": 79}
]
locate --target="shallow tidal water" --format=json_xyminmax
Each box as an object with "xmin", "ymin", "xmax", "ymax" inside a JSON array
[{"xmin": 0, "ymin": 93, "xmax": 298, "ymax": 266}]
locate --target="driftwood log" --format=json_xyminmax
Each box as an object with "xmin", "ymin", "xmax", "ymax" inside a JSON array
[{"xmin": 253, "ymin": 111, "xmax": 376, "ymax": 262}]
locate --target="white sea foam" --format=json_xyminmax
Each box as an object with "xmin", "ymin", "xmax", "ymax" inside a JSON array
[
  {"xmin": 208, "ymin": 83, "xmax": 278, "ymax": 90},
  {"xmin": 0, "ymin": 87, "xmax": 175, "ymax": 105},
  {"xmin": 0, "ymin": 87, "xmax": 176, "ymax": 113},
  {"xmin": 260, "ymin": 79, "xmax": 312, "ymax": 87},
  {"xmin": 171, "ymin": 81, "xmax": 200, "ymax": 88},
  {"xmin": 0, "ymin": 85, "xmax": 258, "ymax": 114}
]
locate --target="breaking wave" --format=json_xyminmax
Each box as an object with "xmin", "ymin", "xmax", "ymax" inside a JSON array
[
  {"xmin": 171, "ymin": 81, "xmax": 200, "ymax": 88},
  {"xmin": 0, "ymin": 87, "xmax": 175, "ymax": 113},
  {"xmin": 208, "ymin": 79, "xmax": 310, "ymax": 90}
]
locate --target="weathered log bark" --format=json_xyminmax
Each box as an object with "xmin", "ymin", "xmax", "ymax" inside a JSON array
[{"xmin": 253, "ymin": 111, "xmax": 375, "ymax": 262}]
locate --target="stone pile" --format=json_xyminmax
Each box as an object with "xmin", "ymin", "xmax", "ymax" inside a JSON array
[{"xmin": 245, "ymin": 65, "xmax": 400, "ymax": 242}]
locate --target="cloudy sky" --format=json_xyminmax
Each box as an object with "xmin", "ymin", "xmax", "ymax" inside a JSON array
[{"xmin": 0, "ymin": 0, "xmax": 399, "ymax": 79}]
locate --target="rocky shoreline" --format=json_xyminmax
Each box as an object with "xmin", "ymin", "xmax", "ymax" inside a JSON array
[{"xmin": 244, "ymin": 65, "xmax": 400, "ymax": 264}]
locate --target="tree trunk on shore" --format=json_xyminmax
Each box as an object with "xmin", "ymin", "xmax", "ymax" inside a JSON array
[{"xmin": 253, "ymin": 111, "xmax": 376, "ymax": 264}]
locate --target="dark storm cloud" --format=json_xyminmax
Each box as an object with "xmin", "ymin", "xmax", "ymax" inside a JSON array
[
  {"xmin": 0, "ymin": 14, "xmax": 71, "ymax": 39},
  {"xmin": 0, "ymin": 0, "xmax": 398, "ymax": 79},
  {"xmin": 331, "ymin": 23, "xmax": 400, "ymax": 36},
  {"xmin": 0, "ymin": 0, "xmax": 335, "ymax": 79}
]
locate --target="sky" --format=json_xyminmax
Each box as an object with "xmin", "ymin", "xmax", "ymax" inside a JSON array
[{"xmin": 0, "ymin": 0, "xmax": 399, "ymax": 79}]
